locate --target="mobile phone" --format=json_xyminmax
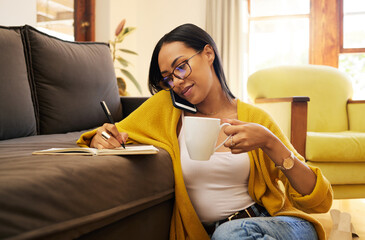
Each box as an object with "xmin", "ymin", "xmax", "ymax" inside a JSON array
[{"xmin": 170, "ymin": 90, "xmax": 197, "ymax": 114}]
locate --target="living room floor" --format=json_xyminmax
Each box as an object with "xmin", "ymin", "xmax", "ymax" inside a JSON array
[{"xmin": 311, "ymin": 198, "xmax": 364, "ymax": 239}]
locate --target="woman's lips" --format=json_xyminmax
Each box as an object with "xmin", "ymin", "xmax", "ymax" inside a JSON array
[{"xmin": 181, "ymin": 84, "xmax": 194, "ymax": 96}]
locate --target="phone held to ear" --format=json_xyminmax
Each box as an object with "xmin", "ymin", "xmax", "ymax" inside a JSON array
[{"xmin": 170, "ymin": 90, "xmax": 197, "ymax": 114}]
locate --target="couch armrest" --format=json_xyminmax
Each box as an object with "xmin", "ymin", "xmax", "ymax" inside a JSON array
[
  {"xmin": 348, "ymin": 100, "xmax": 365, "ymax": 132},
  {"xmin": 255, "ymin": 97, "xmax": 310, "ymax": 157},
  {"xmin": 120, "ymin": 96, "xmax": 149, "ymax": 119}
]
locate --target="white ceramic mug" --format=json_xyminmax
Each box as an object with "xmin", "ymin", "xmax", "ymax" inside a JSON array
[{"xmin": 184, "ymin": 116, "xmax": 231, "ymax": 160}]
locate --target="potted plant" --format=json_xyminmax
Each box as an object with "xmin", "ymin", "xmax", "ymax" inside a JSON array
[{"xmin": 110, "ymin": 19, "xmax": 141, "ymax": 96}]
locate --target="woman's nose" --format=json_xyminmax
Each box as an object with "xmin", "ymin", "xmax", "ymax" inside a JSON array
[{"xmin": 172, "ymin": 75, "xmax": 186, "ymax": 87}]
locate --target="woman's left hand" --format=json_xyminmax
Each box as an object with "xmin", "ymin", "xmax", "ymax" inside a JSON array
[{"xmin": 222, "ymin": 119, "xmax": 275, "ymax": 154}]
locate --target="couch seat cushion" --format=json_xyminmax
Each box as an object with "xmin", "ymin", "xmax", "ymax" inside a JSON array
[
  {"xmin": 0, "ymin": 133, "xmax": 174, "ymax": 239},
  {"xmin": 306, "ymin": 131, "xmax": 365, "ymax": 162}
]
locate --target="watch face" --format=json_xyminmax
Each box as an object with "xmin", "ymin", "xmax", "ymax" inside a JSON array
[{"xmin": 283, "ymin": 157, "xmax": 294, "ymax": 170}]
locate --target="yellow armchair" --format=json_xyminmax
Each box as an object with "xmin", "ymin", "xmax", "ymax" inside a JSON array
[{"xmin": 247, "ymin": 65, "xmax": 365, "ymax": 199}]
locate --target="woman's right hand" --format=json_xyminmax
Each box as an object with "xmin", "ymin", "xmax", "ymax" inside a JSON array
[{"xmin": 90, "ymin": 123, "xmax": 128, "ymax": 149}]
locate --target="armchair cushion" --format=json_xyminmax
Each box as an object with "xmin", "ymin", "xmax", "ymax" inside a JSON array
[
  {"xmin": 348, "ymin": 101, "xmax": 365, "ymax": 132},
  {"xmin": 307, "ymin": 162, "xmax": 365, "ymax": 185},
  {"xmin": 247, "ymin": 65, "xmax": 353, "ymax": 132},
  {"xmin": 306, "ymin": 131, "xmax": 365, "ymax": 162},
  {"xmin": 253, "ymin": 101, "xmax": 292, "ymax": 139}
]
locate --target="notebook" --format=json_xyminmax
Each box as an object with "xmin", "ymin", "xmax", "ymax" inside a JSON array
[{"xmin": 32, "ymin": 145, "xmax": 159, "ymax": 156}]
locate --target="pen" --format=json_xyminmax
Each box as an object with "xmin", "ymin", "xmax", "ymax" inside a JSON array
[{"xmin": 100, "ymin": 101, "xmax": 125, "ymax": 149}]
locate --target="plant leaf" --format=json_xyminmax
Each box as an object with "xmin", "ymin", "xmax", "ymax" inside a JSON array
[
  {"xmin": 116, "ymin": 27, "xmax": 136, "ymax": 42},
  {"xmin": 122, "ymin": 27, "xmax": 136, "ymax": 36},
  {"xmin": 118, "ymin": 48, "xmax": 138, "ymax": 55},
  {"xmin": 116, "ymin": 57, "xmax": 129, "ymax": 67},
  {"xmin": 120, "ymin": 69, "xmax": 142, "ymax": 94}
]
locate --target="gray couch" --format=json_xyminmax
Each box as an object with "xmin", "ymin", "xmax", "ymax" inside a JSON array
[{"xmin": 0, "ymin": 25, "xmax": 174, "ymax": 240}]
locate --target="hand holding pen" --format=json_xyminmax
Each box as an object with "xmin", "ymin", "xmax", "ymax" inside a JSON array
[{"xmin": 90, "ymin": 101, "xmax": 128, "ymax": 149}]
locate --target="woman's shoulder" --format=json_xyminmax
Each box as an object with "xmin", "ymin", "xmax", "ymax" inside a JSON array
[{"xmin": 236, "ymin": 99, "xmax": 273, "ymax": 123}]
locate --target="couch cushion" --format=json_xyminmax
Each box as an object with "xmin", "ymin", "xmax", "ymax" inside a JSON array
[
  {"xmin": 0, "ymin": 26, "xmax": 37, "ymax": 140},
  {"xmin": 306, "ymin": 131, "xmax": 365, "ymax": 162},
  {"xmin": 307, "ymin": 161, "xmax": 365, "ymax": 185},
  {"xmin": 247, "ymin": 65, "xmax": 353, "ymax": 132},
  {"xmin": 23, "ymin": 25, "xmax": 122, "ymax": 134},
  {"xmin": 348, "ymin": 102, "xmax": 365, "ymax": 132},
  {"xmin": 0, "ymin": 133, "xmax": 174, "ymax": 239},
  {"xmin": 330, "ymin": 185, "xmax": 365, "ymax": 199}
]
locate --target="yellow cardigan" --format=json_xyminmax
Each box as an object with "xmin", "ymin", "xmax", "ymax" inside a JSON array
[{"xmin": 77, "ymin": 90, "xmax": 333, "ymax": 240}]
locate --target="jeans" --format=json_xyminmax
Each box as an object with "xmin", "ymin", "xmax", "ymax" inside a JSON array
[{"xmin": 211, "ymin": 215, "xmax": 318, "ymax": 240}]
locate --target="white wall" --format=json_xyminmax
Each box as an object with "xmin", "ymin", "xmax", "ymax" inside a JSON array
[
  {"xmin": 0, "ymin": 0, "xmax": 37, "ymax": 26},
  {"xmin": 96, "ymin": 0, "xmax": 207, "ymax": 96}
]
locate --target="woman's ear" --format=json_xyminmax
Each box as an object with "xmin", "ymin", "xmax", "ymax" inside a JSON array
[{"xmin": 203, "ymin": 44, "xmax": 215, "ymax": 64}]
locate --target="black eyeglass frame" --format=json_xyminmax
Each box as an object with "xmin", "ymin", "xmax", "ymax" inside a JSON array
[{"xmin": 159, "ymin": 50, "xmax": 202, "ymax": 91}]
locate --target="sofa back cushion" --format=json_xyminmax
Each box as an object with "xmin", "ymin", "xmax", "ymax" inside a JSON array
[
  {"xmin": 0, "ymin": 26, "xmax": 37, "ymax": 140},
  {"xmin": 24, "ymin": 26, "xmax": 122, "ymax": 134}
]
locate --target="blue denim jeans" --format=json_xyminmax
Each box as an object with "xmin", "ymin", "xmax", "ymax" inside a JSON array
[{"xmin": 211, "ymin": 215, "xmax": 318, "ymax": 240}]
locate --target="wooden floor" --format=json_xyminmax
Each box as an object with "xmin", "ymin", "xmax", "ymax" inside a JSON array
[{"xmin": 311, "ymin": 199, "xmax": 364, "ymax": 239}]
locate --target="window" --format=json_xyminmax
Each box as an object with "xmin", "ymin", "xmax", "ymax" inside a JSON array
[
  {"xmin": 342, "ymin": 0, "xmax": 365, "ymax": 49},
  {"xmin": 36, "ymin": 0, "xmax": 75, "ymax": 41},
  {"xmin": 339, "ymin": 0, "xmax": 365, "ymax": 99},
  {"xmin": 36, "ymin": 0, "xmax": 95, "ymax": 42},
  {"xmin": 248, "ymin": 0, "xmax": 310, "ymax": 75},
  {"xmin": 247, "ymin": 0, "xmax": 365, "ymax": 99}
]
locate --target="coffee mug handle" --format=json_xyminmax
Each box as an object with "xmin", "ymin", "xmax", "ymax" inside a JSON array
[{"xmin": 214, "ymin": 123, "xmax": 231, "ymax": 151}]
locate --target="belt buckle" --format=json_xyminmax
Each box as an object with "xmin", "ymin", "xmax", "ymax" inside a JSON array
[
  {"xmin": 244, "ymin": 208, "xmax": 253, "ymax": 218},
  {"xmin": 227, "ymin": 208, "xmax": 253, "ymax": 222},
  {"xmin": 228, "ymin": 211, "xmax": 239, "ymax": 221}
]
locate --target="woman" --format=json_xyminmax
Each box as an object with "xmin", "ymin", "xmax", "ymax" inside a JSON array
[{"xmin": 77, "ymin": 24, "xmax": 333, "ymax": 240}]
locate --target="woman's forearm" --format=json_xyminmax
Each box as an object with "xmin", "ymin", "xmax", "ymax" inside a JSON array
[{"xmin": 262, "ymin": 135, "xmax": 317, "ymax": 196}]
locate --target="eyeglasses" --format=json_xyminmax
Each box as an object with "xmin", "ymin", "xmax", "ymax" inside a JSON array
[{"xmin": 159, "ymin": 50, "xmax": 202, "ymax": 91}]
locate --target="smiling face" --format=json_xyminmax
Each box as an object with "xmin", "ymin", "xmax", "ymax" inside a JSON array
[{"xmin": 158, "ymin": 42, "xmax": 219, "ymax": 105}]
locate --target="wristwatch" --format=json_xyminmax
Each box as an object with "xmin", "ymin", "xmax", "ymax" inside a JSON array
[{"xmin": 276, "ymin": 151, "xmax": 295, "ymax": 171}]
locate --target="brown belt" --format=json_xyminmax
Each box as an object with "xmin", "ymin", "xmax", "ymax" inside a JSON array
[{"xmin": 204, "ymin": 203, "xmax": 267, "ymax": 236}]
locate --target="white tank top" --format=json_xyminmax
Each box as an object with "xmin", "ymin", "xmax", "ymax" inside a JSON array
[{"xmin": 179, "ymin": 117, "xmax": 255, "ymax": 223}]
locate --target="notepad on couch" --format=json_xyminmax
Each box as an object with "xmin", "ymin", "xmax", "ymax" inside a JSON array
[{"xmin": 33, "ymin": 145, "xmax": 159, "ymax": 156}]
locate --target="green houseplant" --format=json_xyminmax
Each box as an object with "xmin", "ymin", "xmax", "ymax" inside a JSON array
[{"xmin": 110, "ymin": 19, "xmax": 141, "ymax": 96}]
